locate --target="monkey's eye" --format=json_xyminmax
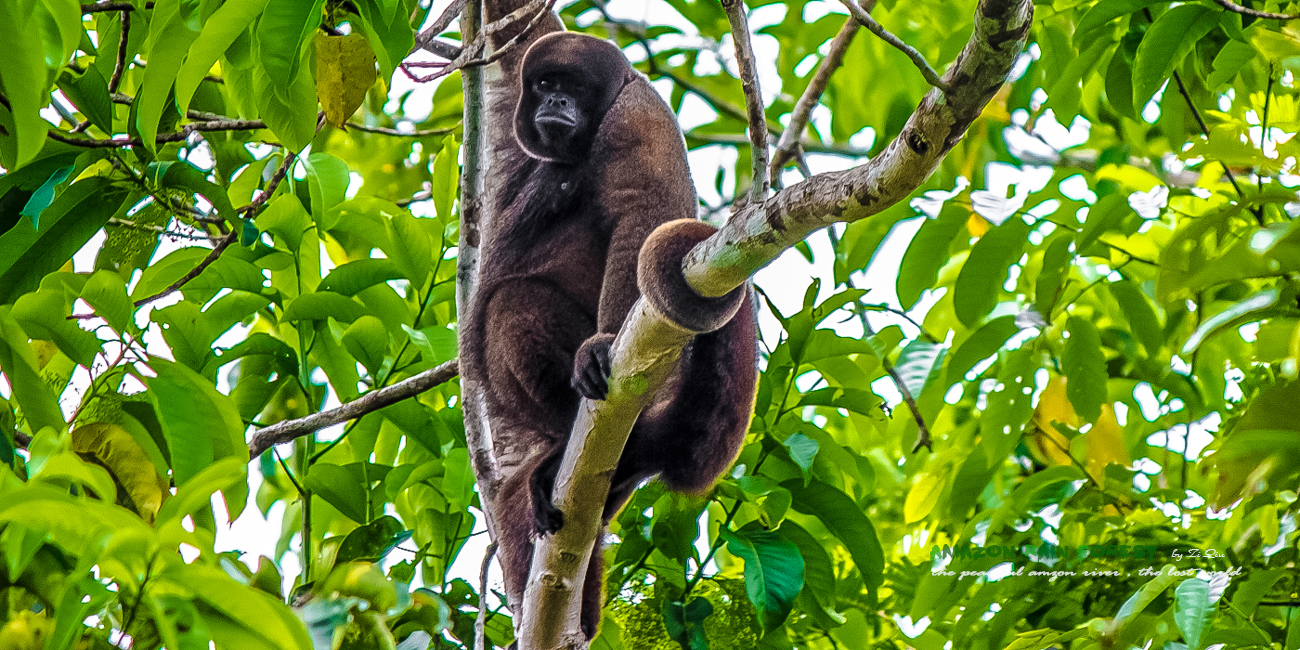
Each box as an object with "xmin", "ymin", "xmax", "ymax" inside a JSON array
[{"xmin": 537, "ymin": 79, "xmax": 556, "ymax": 92}]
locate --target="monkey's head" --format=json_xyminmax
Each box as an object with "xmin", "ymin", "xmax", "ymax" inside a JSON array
[{"xmin": 515, "ymin": 32, "xmax": 634, "ymax": 164}]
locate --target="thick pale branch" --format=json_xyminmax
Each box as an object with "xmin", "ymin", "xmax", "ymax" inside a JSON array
[
  {"xmin": 721, "ymin": 0, "xmax": 770, "ymax": 201},
  {"xmin": 519, "ymin": 302, "xmax": 695, "ymax": 648},
  {"xmin": 685, "ymin": 0, "xmax": 1031, "ymax": 297},
  {"xmin": 518, "ymin": 0, "xmax": 1032, "ymax": 644},
  {"xmin": 248, "ymin": 358, "xmax": 460, "ymax": 458}
]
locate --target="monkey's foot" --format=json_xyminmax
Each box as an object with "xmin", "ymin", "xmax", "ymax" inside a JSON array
[{"xmin": 533, "ymin": 499, "xmax": 565, "ymax": 537}]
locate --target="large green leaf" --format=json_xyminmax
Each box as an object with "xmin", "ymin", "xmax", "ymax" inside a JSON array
[
  {"xmin": 0, "ymin": 308, "xmax": 65, "ymax": 434},
  {"xmin": 256, "ymin": 0, "xmax": 326, "ymax": 96},
  {"xmin": 945, "ymin": 315, "xmax": 1018, "ymax": 385},
  {"xmin": 897, "ymin": 204, "xmax": 966, "ymax": 309},
  {"xmin": 783, "ymin": 479, "xmax": 884, "ymax": 595},
  {"xmin": 722, "ymin": 527, "xmax": 805, "ymax": 633},
  {"xmin": 1132, "ymin": 5, "xmax": 1220, "ymax": 108},
  {"xmin": 0, "ymin": 177, "xmax": 129, "ymax": 304},
  {"xmin": 147, "ymin": 359, "xmax": 247, "ymax": 485},
  {"xmin": 135, "ymin": 0, "xmax": 201, "ymax": 152},
  {"xmin": 1061, "ymin": 316, "xmax": 1107, "ymax": 423},
  {"xmin": 175, "ymin": 0, "xmax": 270, "ymax": 114},
  {"xmin": 953, "ymin": 218, "xmax": 1030, "ymax": 327},
  {"xmin": 1173, "ymin": 578, "xmax": 1211, "ymax": 649}
]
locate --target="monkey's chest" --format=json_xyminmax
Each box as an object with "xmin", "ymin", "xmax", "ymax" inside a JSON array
[{"xmin": 498, "ymin": 217, "xmax": 608, "ymax": 313}]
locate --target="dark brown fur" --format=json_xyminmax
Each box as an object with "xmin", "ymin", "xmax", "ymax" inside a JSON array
[{"xmin": 464, "ymin": 28, "xmax": 758, "ymax": 638}]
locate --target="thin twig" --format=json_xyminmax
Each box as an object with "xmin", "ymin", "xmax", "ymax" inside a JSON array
[
  {"xmin": 345, "ymin": 121, "xmax": 460, "ymax": 137},
  {"xmin": 108, "ymin": 217, "xmax": 214, "ymax": 241},
  {"xmin": 1172, "ymin": 69, "xmax": 1262, "ymax": 225},
  {"xmin": 236, "ymin": 150, "xmax": 297, "ymax": 215},
  {"xmin": 474, "ymin": 542, "xmax": 498, "ymax": 650},
  {"xmin": 1209, "ymin": 0, "xmax": 1300, "ymax": 19},
  {"xmin": 721, "ymin": 0, "xmax": 770, "ymax": 201},
  {"xmin": 402, "ymin": 0, "xmax": 556, "ymax": 83},
  {"xmin": 108, "ymin": 10, "xmax": 130, "ymax": 94},
  {"xmin": 248, "ymin": 358, "xmax": 460, "ymax": 458},
  {"xmin": 81, "ymin": 1, "xmax": 152, "ymax": 13},
  {"xmin": 685, "ymin": 131, "xmax": 869, "ymax": 157},
  {"xmin": 47, "ymin": 118, "xmax": 266, "ymax": 148},
  {"xmin": 837, "ymin": 0, "xmax": 949, "ymax": 92},
  {"xmin": 397, "ymin": 190, "xmax": 433, "ymax": 207},
  {"xmin": 830, "ymin": 226, "xmax": 932, "ymax": 451},
  {"xmin": 770, "ymin": 9, "xmax": 864, "ymax": 186},
  {"xmin": 412, "ymin": 0, "xmax": 468, "ymax": 55}
]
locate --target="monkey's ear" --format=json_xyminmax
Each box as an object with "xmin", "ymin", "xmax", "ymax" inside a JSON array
[{"xmin": 637, "ymin": 220, "xmax": 745, "ymax": 333}]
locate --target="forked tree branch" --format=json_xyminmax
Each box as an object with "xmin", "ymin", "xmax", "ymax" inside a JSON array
[
  {"xmin": 721, "ymin": 0, "xmax": 770, "ymax": 201},
  {"xmin": 516, "ymin": 0, "xmax": 1033, "ymax": 645},
  {"xmin": 247, "ymin": 358, "xmax": 460, "ymax": 458}
]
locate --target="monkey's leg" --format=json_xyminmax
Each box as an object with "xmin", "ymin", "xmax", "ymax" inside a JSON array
[{"xmin": 481, "ymin": 279, "xmax": 593, "ymax": 534}]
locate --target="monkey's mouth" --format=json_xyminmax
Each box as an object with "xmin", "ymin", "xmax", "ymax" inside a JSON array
[{"xmin": 535, "ymin": 114, "xmax": 578, "ymax": 128}]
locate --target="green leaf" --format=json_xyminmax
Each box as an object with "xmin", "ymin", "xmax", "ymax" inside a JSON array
[
  {"xmin": 1115, "ymin": 565, "xmax": 1180, "ymax": 625},
  {"xmin": 1074, "ymin": 0, "xmax": 1167, "ymax": 46},
  {"xmin": 1034, "ymin": 235, "xmax": 1074, "ymax": 319},
  {"xmin": 722, "ymin": 527, "xmax": 805, "ymax": 633},
  {"xmin": 430, "ymin": 135, "xmax": 461, "ymax": 224},
  {"xmin": 796, "ymin": 387, "xmax": 882, "ymax": 417},
  {"xmin": 0, "ymin": 177, "xmax": 129, "ymax": 305},
  {"xmin": 1209, "ymin": 39, "xmax": 1257, "ymax": 88},
  {"xmin": 336, "ymin": 515, "xmax": 412, "ymax": 564},
  {"xmin": 0, "ymin": 309, "xmax": 65, "ymax": 434},
  {"xmin": 305, "ymin": 462, "xmax": 386, "ymax": 523},
  {"xmin": 11, "ymin": 290, "xmax": 100, "ymax": 367},
  {"xmin": 894, "ymin": 339, "xmax": 946, "ymax": 398},
  {"xmin": 0, "ymin": 2, "xmax": 56, "ymax": 167},
  {"xmin": 147, "ymin": 359, "xmax": 247, "ymax": 485},
  {"xmin": 130, "ymin": 247, "xmax": 211, "ymax": 302},
  {"xmin": 71, "ymin": 423, "xmax": 169, "ymax": 522},
  {"xmin": 257, "ymin": 0, "xmax": 326, "ymax": 94},
  {"xmin": 80, "ymin": 270, "xmax": 133, "ymax": 334},
  {"xmin": 1182, "ymin": 288, "xmax": 1279, "ymax": 355},
  {"xmin": 281, "ymin": 291, "xmax": 369, "ymax": 323},
  {"xmin": 319, "ymin": 259, "xmax": 404, "ymax": 296},
  {"xmin": 1061, "ymin": 316, "xmax": 1107, "ymax": 423},
  {"xmin": 1132, "ymin": 5, "xmax": 1220, "ymax": 108},
  {"xmin": 18, "ymin": 165, "xmax": 72, "ymax": 228},
  {"xmin": 946, "ymin": 315, "xmax": 1018, "ymax": 385},
  {"xmin": 897, "ymin": 204, "xmax": 966, "ymax": 309},
  {"xmin": 136, "ymin": 0, "xmax": 201, "ymax": 152},
  {"xmin": 181, "ymin": 564, "xmax": 314, "ymax": 650},
  {"xmin": 343, "ymin": 315, "xmax": 389, "ymax": 374},
  {"xmin": 1173, "ymin": 578, "xmax": 1211, "ymax": 649},
  {"xmin": 149, "ymin": 160, "xmax": 237, "ymax": 221},
  {"xmin": 175, "ymin": 0, "xmax": 270, "ymax": 114},
  {"xmin": 980, "ymin": 346, "xmax": 1039, "ymax": 462},
  {"xmin": 56, "ymin": 66, "xmax": 113, "ymax": 135},
  {"xmin": 303, "ymin": 152, "xmax": 351, "ymax": 220},
  {"xmin": 385, "ymin": 211, "xmax": 434, "ymax": 285},
  {"xmin": 158, "ymin": 456, "xmax": 248, "ymax": 524},
  {"xmin": 1108, "ymin": 280, "xmax": 1162, "ymax": 355},
  {"xmin": 783, "ymin": 479, "xmax": 884, "ymax": 595},
  {"xmin": 953, "ymin": 218, "xmax": 1030, "ymax": 327},
  {"xmin": 255, "ymin": 52, "xmax": 318, "ymax": 152},
  {"xmin": 782, "ymin": 432, "xmax": 819, "ymax": 474}
]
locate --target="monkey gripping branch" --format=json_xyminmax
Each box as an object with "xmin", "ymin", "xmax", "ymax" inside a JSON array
[{"xmin": 462, "ymin": 0, "xmax": 1034, "ymax": 646}]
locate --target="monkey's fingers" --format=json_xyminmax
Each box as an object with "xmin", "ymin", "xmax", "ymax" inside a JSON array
[
  {"xmin": 595, "ymin": 342, "xmax": 612, "ymax": 378},
  {"xmin": 533, "ymin": 501, "xmax": 565, "ymax": 536}
]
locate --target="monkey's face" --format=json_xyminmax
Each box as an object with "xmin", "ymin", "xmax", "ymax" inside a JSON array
[
  {"xmin": 528, "ymin": 73, "xmax": 594, "ymax": 155},
  {"xmin": 514, "ymin": 32, "xmax": 633, "ymax": 164}
]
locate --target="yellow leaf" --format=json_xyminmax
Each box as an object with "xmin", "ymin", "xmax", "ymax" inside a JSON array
[
  {"xmin": 71, "ymin": 422, "xmax": 170, "ymax": 523},
  {"xmin": 903, "ymin": 471, "xmax": 946, "ymax": 524},
  {"xmin": 967, "ymin": 212, "xmax": 990, "ymax": 238},
  {"xmin": 1084, "ymin": 403, "xmax": 1130, "ymax": 481},
  {"xmin": 315, "ymin": 33, "xmax": 378, "ymax": 128},
  {"xmin": 1030, "ymin": 375, "xmax": 1077, "ymax": 467}
]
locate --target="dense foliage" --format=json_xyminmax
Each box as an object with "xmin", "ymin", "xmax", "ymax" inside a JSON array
[{"xmin": 2, "ymin": 0, "xmax": 1300, "ymax": 648}]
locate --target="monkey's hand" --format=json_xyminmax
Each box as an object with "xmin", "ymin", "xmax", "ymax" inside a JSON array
[{"xmin": 572, "ymin": 333, "xmax": 615, "ymax": 400}]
